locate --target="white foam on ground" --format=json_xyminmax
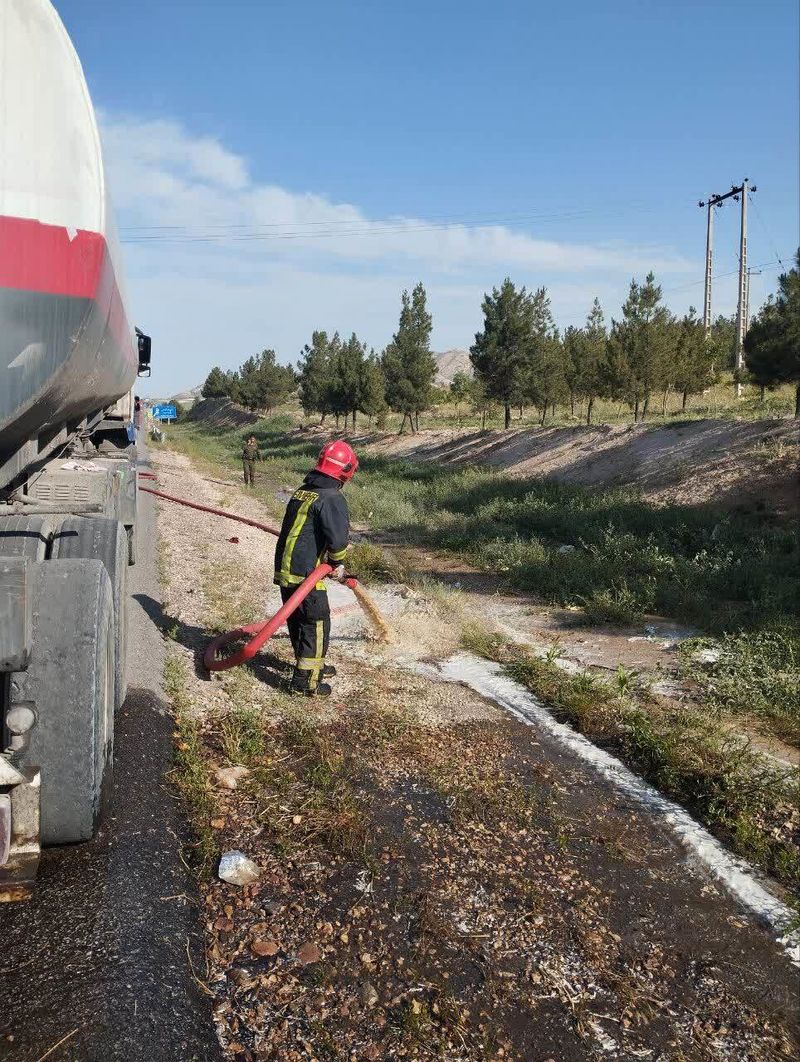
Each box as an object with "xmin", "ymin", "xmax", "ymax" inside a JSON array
[{"xmin": 426, "ymin": 652, "xmax": 799, "ymax": 966}]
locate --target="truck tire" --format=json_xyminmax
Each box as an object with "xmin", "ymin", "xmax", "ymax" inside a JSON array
[
  {"xmin": 0, "ymin": 515, "xmax": 57, "ymax": 561},
  {"xmin": 52, "ymin": 517, "xmax": 128, "ymax": 710},
  {"xmin": 23, "ymin": 559, "xmax": 115, "ymax": 845}
]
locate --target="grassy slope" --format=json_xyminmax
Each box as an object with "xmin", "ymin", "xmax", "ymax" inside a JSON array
[
  {"xmin": 161, "ymin": 418, "xmax": 799, "ymax": 893},
  {"xmin": 174, "ymin": 417, "xmax": 797, "ymax": 609},
  {"xmin": 167, "ymin": 415, "xmax": 799, "ymax": 731}
]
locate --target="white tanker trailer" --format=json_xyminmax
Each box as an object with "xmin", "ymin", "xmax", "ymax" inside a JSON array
[{"xmin": 0, "ymin": 0, "xmax": 152, "ymax": 897}]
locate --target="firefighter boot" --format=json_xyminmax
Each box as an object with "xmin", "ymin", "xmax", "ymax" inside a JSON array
[{"xmin": 289, "ymin": 667, "xmax": 332, "ymax": 697}]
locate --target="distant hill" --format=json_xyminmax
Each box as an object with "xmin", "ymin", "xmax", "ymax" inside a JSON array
[
  {"xmin": 169, "ymin": 384, "xmax": 204, "ymax": 407},
  {"xmin": 434, "ymin": 349, "xmax": 472, "ymax": 386}
]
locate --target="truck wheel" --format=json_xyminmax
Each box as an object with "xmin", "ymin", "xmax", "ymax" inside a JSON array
[
  {"xmin": 0, "ymin": 515, "xmax": 57, "ymax": 560},
  {"xmin": 23, "ymin": 559, "xmax": 115, "ymax": 845},
  {"xmin": 52, "ymin": 517, "xmax": 128, "ymax": 710}
]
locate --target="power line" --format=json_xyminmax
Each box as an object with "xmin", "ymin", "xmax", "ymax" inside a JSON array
[
  {"xmin": 118, "ymin": 199, "xmax": 685, "ymax": 245},
  {"xmin": 118, "ymin": 199, "xmax": 661, "ymax": 235},
  {"xmin": 120, "ymin": 202, "xmax": 649, "ymax": 233},
  {"xmin": 749, "ymin": 194, "xmax": 786, "ymax": 269},
  {"xmin": 662, "ymin": 256, "xmax": 785, "ymax": 296}
]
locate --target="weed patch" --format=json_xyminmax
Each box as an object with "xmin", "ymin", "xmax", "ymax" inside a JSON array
[
  {"xmin": 679, "ymin": 630, "xmax": 800, "ymax": 745},
  {"xmin": 579, "ymin": 585, "xmax": 644, "ymax": 626},
  {"xmin": 348, "ymin": 540, "xmax": 412, "ymax": 583},
  {"xmin": 164, "ymin": 652, "xmax": 218, "ymax": 877},
  {"xmin": 220, "ymin": 703, "xmax": 266, "ymax": 766}
]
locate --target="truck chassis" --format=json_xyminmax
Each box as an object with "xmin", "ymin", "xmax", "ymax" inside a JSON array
[{"xmin": 0, "ymin": 393, "xmax": 147, "ymax": 899}]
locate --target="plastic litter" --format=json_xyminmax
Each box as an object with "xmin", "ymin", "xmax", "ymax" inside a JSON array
[{"xmin": 218, "ymin": 850, "xmax": 261, "ymax": 886}]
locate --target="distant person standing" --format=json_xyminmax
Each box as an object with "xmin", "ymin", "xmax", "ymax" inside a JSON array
[
  {"xmin": 242, "ymin": 434, "xmax": 261, "ymax": 486},
  {"xmin": 134, "ymin": 395, "xmax": 143, "ymax": 433}
]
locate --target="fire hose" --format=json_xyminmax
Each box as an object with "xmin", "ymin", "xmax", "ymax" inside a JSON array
[{"xmin": 138, "ymin": 474, "xmax": 390, "ymax": 672}]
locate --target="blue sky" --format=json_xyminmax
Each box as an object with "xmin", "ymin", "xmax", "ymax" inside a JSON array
[{"xmin": 57, "ymin": 0, "xmax": 799, "ymax": 396}]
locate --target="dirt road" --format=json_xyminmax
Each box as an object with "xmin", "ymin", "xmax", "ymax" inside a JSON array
[
  {"xmin": 152, "ymin": 448, "xmax": 799, "ymax": 1060},
  {"xmin": 0, "ymin": 450, "xmax": 220, "ymax": 1061}
]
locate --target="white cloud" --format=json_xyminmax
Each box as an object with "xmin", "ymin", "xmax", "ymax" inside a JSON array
[
  {"xmin": 102, "ymin": 114, "xmax": 249, "ymax": 191},
  {"xmin": 99, "ymin": 113, "xmax": 700, "ymax": 395}
]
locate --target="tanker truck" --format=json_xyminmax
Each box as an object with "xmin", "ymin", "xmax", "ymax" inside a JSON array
[{"xmin": 0, "ymin": 0, "xmax": 152, "ymax": 898}]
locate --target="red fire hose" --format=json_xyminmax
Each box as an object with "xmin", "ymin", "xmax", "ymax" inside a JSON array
[
  {"xmin": 138, "ymin": 475, "xmax": 358, "ymax": 672},
  {"xmin": 139, "ymin": 480, "xmax": 281, "ymax": 537}
]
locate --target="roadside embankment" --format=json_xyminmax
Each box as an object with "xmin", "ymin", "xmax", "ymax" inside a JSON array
[
  {"xmin": 150, "ymin": 438, "xmax": 799, "ymax": 1060},
  {"xmin": 157, "ymin": 417, "xmax": 799, "ymax": 886},
  {"xmin": 321, "ymin": 417, "xmax": 799, "ymax": 515}
]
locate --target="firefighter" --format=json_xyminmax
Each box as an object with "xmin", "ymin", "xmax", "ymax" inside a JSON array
[
  {"xmin": 273, "ymin": 440, "xmax": 358, "ymax": 696},
  {"xmin": 242, "ymin": 434, "xmax": 261, "ymax": 487}
]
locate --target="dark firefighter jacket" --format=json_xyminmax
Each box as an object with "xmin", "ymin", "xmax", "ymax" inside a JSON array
[{"xmin": 273, "ymin": 470, "xmax": 350, "ymax": 588}]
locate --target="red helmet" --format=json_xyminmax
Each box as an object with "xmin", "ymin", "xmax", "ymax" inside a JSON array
[{"xmin": 316, "ymin": 439, "xmax": 359, "ymax": 482}]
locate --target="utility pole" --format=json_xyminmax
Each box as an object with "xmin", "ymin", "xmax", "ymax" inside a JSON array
[
  {"xmin": 701, "ymin": 198, "xmax": 715, "ymax": 334},
  {"xmin": 698, "ymin": 179, "xmax": 756, "ymax": 396},
  {"xmin": 733, "ymin": 179, "xmax": 750, "ymax": 395}
]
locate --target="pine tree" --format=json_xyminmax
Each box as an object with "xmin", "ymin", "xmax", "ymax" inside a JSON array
[
  {"xmin": 298, "ymin": 331, "xmax": 333, "ymax": 421},
  {"xmin": 382, "ymin": 282, "xmax": 436, "ymax": 433},
  {"xmin": 521, "ymin": 289, "xmax": 565, "ymax": 424},
  {"xmin": 333, "ymin": 333, "xmax": 368, "ymax": 428},
  {"xmin": 671, "ymin": 308, "xmax": 716, "ymax": 411},
  {"xmin": 324, "ymin": 333, "xmax": 346, "ymax": 428},
  {"xmin": 709, "ymin": 313, "xmax": 737, "ymax": 372},
  {"xmin": 237, "ymin": 350, "xmax": 295, "ymax": 412},
  {"xmin": 570, "ymin": 298, "xmax": 609, "ymax": 424},
  {"xmin": 224, "ymin": 370, "xmax": 243, "ymax": 404},
  {"xmin": 359, "ymin": 351, "xmax": 387, "ymax": 426},
  {"xmin": 745, "ymin": 250, "xmax": 800, "ymax": 416},
  {"xmin": 527, "ymin": 338, "xmax": 567, "ymax": 424},
  {"xmin": 470, "ymin": 278, "xmax": 538, "ymax": 429},
  {"xmin": 201, "ymin": 366, "xmax": 231, "ymax": 399},
  {"xmin": 562, "ymin": 326, "xmax": 581, "ymax": 418},
  {"xmin": 607, "ymin": 273, "xmax": 673, "ymax": 421}
]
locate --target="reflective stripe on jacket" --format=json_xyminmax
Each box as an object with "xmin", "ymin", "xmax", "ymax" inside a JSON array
[{"xmin": 273, "ymin": 470, "xmax": 350, "ymax": 587}]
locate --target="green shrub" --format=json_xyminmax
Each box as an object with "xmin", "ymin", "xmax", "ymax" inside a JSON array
[
  {"xmin": 579, "ymin": 586, "xmax": 646, "ymax": 626},
  {"xmin": 679, "ymin": 630, "xmax": 800, "ymax": 744}
]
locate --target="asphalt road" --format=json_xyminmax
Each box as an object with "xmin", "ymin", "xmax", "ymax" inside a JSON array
[{"xmin": 0, "ymin": 454, "xmax": 221, "ymax": 1061}]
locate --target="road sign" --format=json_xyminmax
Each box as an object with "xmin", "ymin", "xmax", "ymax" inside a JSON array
[{"xmin": 152, "ymin": 404, "xmax": 177, "ymax": 421}]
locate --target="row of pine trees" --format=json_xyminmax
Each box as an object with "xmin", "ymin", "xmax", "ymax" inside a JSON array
[{"xmin": 202, "ymin": 253, "xmax": 800, "ymax": 428}]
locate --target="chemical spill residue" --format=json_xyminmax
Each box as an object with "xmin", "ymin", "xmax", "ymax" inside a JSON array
[{"xmin": 416, "ymin": 652, "xmax": 800, "ymax": 966}]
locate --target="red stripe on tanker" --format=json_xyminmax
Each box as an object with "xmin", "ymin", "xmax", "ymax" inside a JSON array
[{"xmin": 0, "ymin": 215, "xmax": 134, "ymax": 360}]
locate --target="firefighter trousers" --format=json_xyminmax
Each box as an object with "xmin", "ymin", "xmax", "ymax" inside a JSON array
[{"xmin": 280, "ymin": 585, "xmax": 330, "ymax": 690}]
